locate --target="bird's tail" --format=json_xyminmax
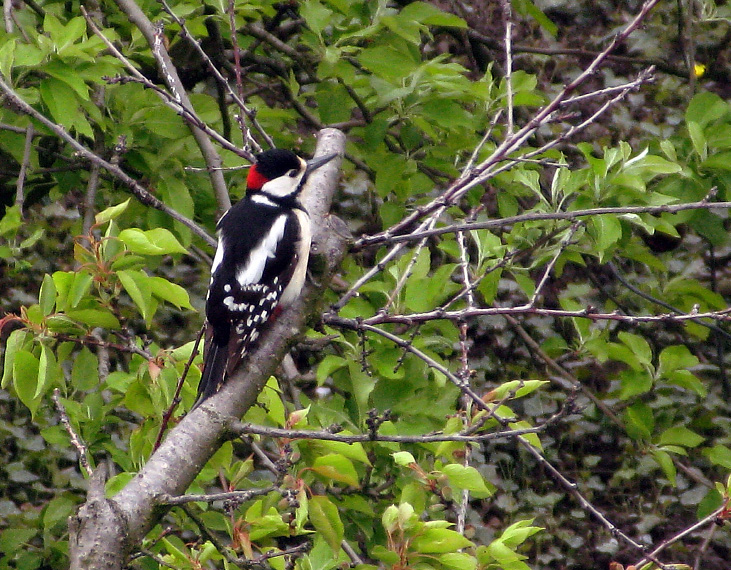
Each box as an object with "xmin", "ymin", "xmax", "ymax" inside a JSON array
[{"xmin": 191, "ymin": 340, "xmax": 228, "ymax": 411}]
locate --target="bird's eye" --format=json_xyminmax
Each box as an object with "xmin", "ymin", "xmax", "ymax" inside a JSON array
[{"xmin": 287, "ymin": 169, "xmax": 298, "ymax": 178}]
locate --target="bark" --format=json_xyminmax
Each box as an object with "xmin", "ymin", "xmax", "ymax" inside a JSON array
[{"xmin": 68, "ymin": 128, "xmax": 347, "ymax": 569}]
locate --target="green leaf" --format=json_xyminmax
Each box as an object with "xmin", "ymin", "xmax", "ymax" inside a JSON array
[
  {"xmin": 499, "ymin": 519, "xmax": 543, "ymax": 547},
  {"xmin": 69, "ymin": 271, "xmax": 93, "ymax": 309},
  {"xmin": 399, "ymin": 2, "xmax": 467, "ymax": 28},
  {"xmin": 118, "ymin": 269, "xmax": 153, "ymax": 322},
  {"xmin": 658, "ymin": 426, "xmax": 704, "ymax": 448},
  {"xmin": 687, "ymin": 121, "xmax": 707, "ymax": 160},
  {"xmin": 441, "ymin": 464, "xmax": 494, "ymax": 496},
  {"xmin": 485, "ymin": 541, "xmax": 528, "ymax": 567},
  {"xmin": 0, "ymin": 528, "xmax": 38, "ymax": 555},
  {"xmin": 392, "ymin": 451, "xmax": 416, "ymax": 466},
  {"xmin": 439, "ymin": 552, "xmax": 477, "ymax": 570},
  {"xmin": 317, "ymin": 354, "xmax": 347, "ymax": 386},
  {"xmin": 43, "ymin": 60, "xmax": 90, "ymax": 100},
  {"xmin": 664, "ymin": 370, "xmax": 707, "ymax": 397},
  {"xmin": 589, "ymin": 215, "xmax": 622, "ymax": 259},
  {"xmin": 148, "ymin": 276, "xmax": 193, "ymax": 309},
  {"xmin": 488, "ymin": 380, "xmax": 548, "ymax": 400},
  {"xmin": 618, "ymin": 331, "xmax": 652, "ymax": 367},
  {"xmin": 42, "ymin": 496, "xmax": 76, "ymax": 530},
  {"xmin": 72, "ymin": 347, "xmax": 99, "ymax": 391},
  {"xmin": 311, "ymin": 439, "xmax": 371, "ymax": 465},
  {"xmin": 13, "ymin": 350, "xmax": 41, "ymax": 416},
  {"xmin": 39, "ymin": 77, "xmax": 93, "ymax": 137},
  {"xmin": 316, "ymin": 80, "xmax": 352, "ymax": 124},
  {"xmin": 512, "ymin": 0, "xmax": 557, "ymax": 36},
  {"xmin": 686, "ymin": 92, "xmax": 728, "ymax": 127},
  {"xmin": 300, "ymin": 0, "xmax": 332, "ymax": 37},
  {"xmin": 2, "ymin": 329, "xmax": 28, "ymax": 389},
  {"xmin": 702, "ymin": 150, "xmax": 731, "ymax": 171},
  {"xmin": 0, "ymin": 204, "xmax": 23, "ymax": 237},
  {"xmin": 358, "ymin": 45, "xmax": 418, "ymax": 83},
  {"xmin": 95, "ymin": 199, "xmax": 130, "ymax": 225},
  {"xmin": 39, "ymin": 274, "xmax": 57, "ymax": 316},
  {"xmin": 651, "ymin": 449, "xmax": 677, "ymax": 486},
  {"xmin": 66, "ymin": 308, "xmax": 121, "ymax": 330},
  {"xmin": 308, "ymin": 495, "xmax": 344, "ymax": 553},
  {"xmin": 624, "ymin": 402, "xmax": 654, "ymax": 441},
  {"xmin": 312, "ymin": 454, "xmax": 360, "ymax": 486},
  {"xmin": 658, "ymin": 345, "xmax": 699, "ymax": 375},
  {"xmin": 118, "ymin": 228, "xmax": 188, "ymax": 255},
  {"xmin": 703, "ymin": 445, "xmax": 731, "ymax": 469},
  {"xmin": 411, "ymin": 528, "xmax": 474, "ymax": 553},
  {"xmin": 34, "ymin": 343, "xmax": 57, "ymax": 398},
  {"xmin": 0, "ymin": 36, "xmax": 16, "ymax": 78},
  {"xmin": 618, "ymin": 369, "xmax": 653, "ymax": 399}
]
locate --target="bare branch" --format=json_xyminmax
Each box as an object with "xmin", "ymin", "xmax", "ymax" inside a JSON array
[
  {"xmin": 14, "ymin": 123, "xmax": 33, "ymax": 213},
  {"xmin": 356, "ymin": 196, "xmax": 731, "ymax": 249},
  {"xmin": 159, "ymin": 486, "xmax": 276, "ymax": 505},
  {"xmin": 52, "ymin": 389, "xmax": 93, "ymax": 478}
]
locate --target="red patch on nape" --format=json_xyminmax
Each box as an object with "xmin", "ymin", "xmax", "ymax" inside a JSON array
[{"xmin": 247, "ymin": 164, "xmax": 268, "ymax": 191}]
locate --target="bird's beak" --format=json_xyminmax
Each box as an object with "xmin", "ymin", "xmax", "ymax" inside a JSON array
[{"xmin": 305, "ymin": 153, "xmax": 339, "ymax": 175}]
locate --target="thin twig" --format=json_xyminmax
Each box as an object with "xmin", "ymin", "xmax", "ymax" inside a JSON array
[
  {"xmin": 635, "ymin": 504, "xmax": 727, "ymax": 568},
  {"xmin": 327, "ymin": 304, "xmax": 731, "ymax": 328},
  {"xmin": 356, "ymin": 195, "xmax": 730, "ymax": 249},
  {"xmin": 231, "ymin": 421, "xmax": 555, "ymax": 444},
  {"xmin": 14, "ymin": 123, "xmax": 33, "ymax": 214},
  {"xmin": 52, "ymin": 389, "xmax": 94, "ymax": 477},
  {"xmin": 3, "ymin": 0, "xmax": 12, "ymax": 33},
  {"xmin": 383, "ymin": 218, "xmax": 437, "ymax": 313},
  {"xmin": 528, "ymin": 222, "xmax": 582, "ymax": 306},
  {"xmin": 516, "ymin": 434, "xmax": 672, "ymax": 570},
  {"xmin": 136, "ymin": 549, "xmax": 178, "ymax": 569},
  {"xmin": 152, "ymin": 326, "xmax": 205, "ymax": 452},
  {"xmin": 159, "ymin": 486, "xmax": 277, "ymax": 505},
  {"xmin": 501, "ymin": 0, "xmax": 514, "ymax": 135},
  {"xmin": 505, "ymin": 314, "xmax": 624, "ymax": 427}
]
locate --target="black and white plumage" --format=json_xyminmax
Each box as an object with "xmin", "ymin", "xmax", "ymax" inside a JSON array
[{"xmin": 194, "ymin": 149, "xmax": 337, "ymax": 408}]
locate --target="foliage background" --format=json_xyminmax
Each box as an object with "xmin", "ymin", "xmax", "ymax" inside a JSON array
[{"xmin": 1, "ymin": 0, "xmax": 731, "ymax": 568}]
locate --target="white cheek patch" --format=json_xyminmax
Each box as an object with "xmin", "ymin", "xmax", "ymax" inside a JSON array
[
  {"xmin": 236, "ymin": 215, "xmax": 287, "ymax": 286},
  {"xmin": 260, "ymin": 171, "xmax": 305, "ymax": 198}
]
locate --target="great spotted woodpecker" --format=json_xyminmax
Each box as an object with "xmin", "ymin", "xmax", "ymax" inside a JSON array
[{"xmin": 194, "ymin": 149, "xmax": 337, "ymax": 407}]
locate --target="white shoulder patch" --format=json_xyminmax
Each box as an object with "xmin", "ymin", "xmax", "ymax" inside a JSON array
[
  {"xmin": 251, "ymin": 194, "xmax": 278, "ymax": 207},
  {"xmin": 211, "ymin": 236, "xmax": 225, "ymax": 275},
  {"xmin": 236, "ymin": 214, "xmax": 287, "ymax": 286}
]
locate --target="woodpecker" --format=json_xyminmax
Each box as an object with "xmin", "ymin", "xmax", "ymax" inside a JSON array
[{"xmin": 194, "ymin": 149, "xmax": 337, "ymax": 408}]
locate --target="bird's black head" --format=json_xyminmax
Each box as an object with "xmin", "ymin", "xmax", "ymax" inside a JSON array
[
  {"xmin": 249, "ymin": 149, "xmax": 302, "ymax": 190},
  {"xmin": 245, "ymin": 148, "xmax": 338, "ymax": 202}
]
